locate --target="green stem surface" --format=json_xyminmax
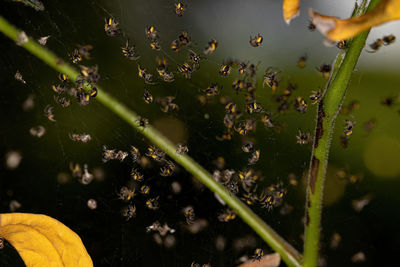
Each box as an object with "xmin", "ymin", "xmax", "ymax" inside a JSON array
[
  {"xmin": 303, "ymin": 1, "xmax": 381, "ymax": 266},
  {"xmin": 0, "ymin": 16, "xmax": 303, "ymax": 267}
]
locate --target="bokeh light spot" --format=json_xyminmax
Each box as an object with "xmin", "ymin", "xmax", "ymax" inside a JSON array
[
  {"xmin": 323, "ymin": 166, "xmax": 347, "ymax": 207},
  {"xmin": 153, "ymin": 117, "xmax": 188, "ymax": 145},
  {"xmin": 363, "ymin": 136, "xmax": 400, "ymax": 178}
]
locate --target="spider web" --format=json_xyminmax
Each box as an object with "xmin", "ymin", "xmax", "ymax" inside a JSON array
[{"xmin": 1, "ymin": 0, "xmax": 400, "ymax": 266}]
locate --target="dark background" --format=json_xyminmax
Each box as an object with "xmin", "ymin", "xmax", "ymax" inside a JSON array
[{"xmin": 1, "ymin": 0, "xmax": 400, "ymax": 266}]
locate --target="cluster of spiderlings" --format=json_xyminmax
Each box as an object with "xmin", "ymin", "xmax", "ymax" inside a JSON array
[
  {"xmin": 146, "ymin": 221, "xmax": 175, "ymax": 235},
  {"xmin": 121, "ymin": 40, "xmax": 140, "ymax": 60},
  {"xmin": 212, "ymin": 169, "xmax": 236, "ymax": 194},
  {"xmin": 309, "ymin": 89, "xmax": 322, "ymax": 104},
  {"xmin": 211, "ymin": 157, "xmax": 287, "ymax": 211},
  {"xmin": 183, "ymin": 206, "xmax": 195, "ymax": 225},
  {"xmin": 130, "ymin": 146, "xmax": 141, "ymax": 163},
  {"xmin": 69, "ymin": 49, "xmax": 82, "ymax": 64},
  {"xmin": 263, "ymin": 67, "xmax": 280, "ymax": 92},
  {"xmin": 103, "ymin": 16, "xmax": 202, "ymax": 95},
  {"xmin": 191, "ymin": 261, "xmax": 211, "ymax": 267},
  {"xmin": 89, "ymin": 5, "xmax": 377, "ymax": 229},
  {"xmin": 69, "ymin": 132, "xmax": 91, "ymax": 143},
  {"xmin": 178, "ymin": 62, "xmax": 194, "ymax": 79},
  {"xmin": 102, "ymin": 145, "xmax": 129, "ymax": 162},
  {"xmin": 90, "ymin": 4, "xmax": 367, "ymax": 248},
  {"xmin": 50, "ymin": 72, "xmax": 72, "ymax": 109},
  {"xmin": 340, "ymin": 119, "xmax": 356, "ymax": 148},
  {"xmin": 216, "ymin": 99, "xmax": 239, "ymax": 140},
  {"xmin": 118, "ymin": 186, "xmax": 136, "ymax": 202},
  {"xmin": 219, "ymin": 63, "xmax": 231, "ymax": 77},
  {"xmin": 53, "ymin": 95, "xmax": 70, "ymax": 108},
  {"xmin": 174, "ymin": 2, "xmax": 186, "ymax": 16},
  {"xmin": 68, "ymin": 47, "xmax": 99, "ymax": 106},
  {"xmin": 203, "ymin": 83, "xmax": 221, "ymax": 96},
  {"xmin": 246, "ymin": 101, "xmax": 263, "ymax": 115},
  {"xmin": 11, "ymin": 4, "xmax": 395, "ymax": 264},
  {"xmin": 142, "ymin": 89, "xmax": 153, "ymax": 104},
  {"xmin": 338, "ymin": 100, "xmax": 359, "ymax": 145},
  {"xmin": 69, "ymin": 162, "xmax": 82, "ymax": 178},
  {"xmin": 234, "ymin": 119, "xmax": 257, "ymax": 136},
  {"xmin": 202, "ymin": 59, "xmax": 279, "ymax": 141},
  {"xmin": 252, "ymin": 248, "xmax": 264, "ymax": 261},
  {"xmin": 145, "ymin": 145, "xmax": 179, "ymax": 177},
  {"xmin": 253, "ymin": 179, "xmax": 286, "ymax": 210},
  {"xmin": 145, "ymin": 146, "xmax": 165, "ymax": 162},
  {"xmin": 343, "ymin": 119, "xmax": 355, "ymax": 137},
  {"xmin": 156, "ymin": 96, "xmax": 179, "ymax": 112},
  {"xmin": 104, "ymin": 17, "xmax": 120, "ymax": 36},
  {"xmin": 68, "ymin": 163, "xmax": 94, "ymax": 185},
  {"xmin": 43, "ymin": 105, "xmax": 56, "ymax": 122},
  {"xmin": 368, "ymin": 34, "xmax": 396, "ymax": 52},
  {"xmin": 275, "ymin": 83, "xmax": 296, "ymax": 114},
  {"xmin": 238, "ymin": 169, "xmax": 260, "ymax": 193},
  {"xmin": 131, "ymin": 168, "xmax": 144, "ymax": 182},
  {"xmin": 59, "ymin": 45, "xmax": 96, "ymax": 106},
  {"xmin": 138, "ymin": 116, "xmax": 149, "ymax": 128},
  {"xmin": 100, "ymin": 15, "xmax": 229, "ymax": 122},
  {"xmin": 204, "ymin": 39, "xmax": 218, "ymax": 55},
  {"xmin": 101, "ymin": 15, "xmax": 212, "ymax": 222},
  {"xmin": 171, "ymin": 31, "xmax": 192, "ymax": 52},
  {"xmin": 156, "ymin": 57, "xmax": 174, "ymax": 82},
  {"xmin": 138, "ymin": 65, "xmax": 154, "ymax": 84},
  {"xmin": 14, "ymin": 70, "xmax": 26, "ymax": 84},
  {"xmin": 145, "ymin": 25, "xmax": 161, "ymax": 50},
  {"xmin": 249, "ymin": 34, "xmax": 263, "ymax": 47},
  {"xmin": 115, "ymin": 145, "xmax": 172, "ymax": 220},
  {"xmin": 294, "ymin": 96, "xmax": 308, "ymax": 114},
  {"xmin": 242, "ymin": 142, "xmax": 261, "ymax": 165},
  {"xmin": 159, "ymin": 160, "xmax": 175, "ymax": 177},
  {"xmin": 217, "ymin": 208, "xmax": 236, "ymax": 222},
  {"xmin": 132, "ymin": 146, "xmax": 163, "ymax": 212},
  {"xmin": 176, "ymin": 144, "xmax": 189, "ymax": 155},
  {"xmin": 188, "ymin": 49, "xmax": 202, "ymax": 68},
  {"xmin": 296, "ymin": 129, "xmax": 312, "ymax": 145},
  {"xmin": 258, "ymin": 182, "xmax": 287, "ymax": 210},
  {"xmin": 336, "ymin": 40, "xmax": 348, "ymax": 50},
  {"xmin": 121, "ymin": 204, "xmax": 136, "ymax": 221}
]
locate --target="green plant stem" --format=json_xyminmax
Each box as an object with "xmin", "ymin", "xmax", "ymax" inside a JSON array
[
  {"xmin": 0, "ymin": 16, "xmax": 303, "ymax": 267},
  {"xmin": 303, "ymin": 0, "xmax": 381, "ymax": 266}
]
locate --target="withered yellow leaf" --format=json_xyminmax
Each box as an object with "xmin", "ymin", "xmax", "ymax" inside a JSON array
[
  {"xmin": 283, "ymin": 0, "xmax": 300, "ymax": 24},
  {"xmin": 0, "ymin": 213, "xmax": 93, "ymax": 267},
  {"xmin": 237, "ymin": 253, "xmax": 281, "ymax": 267},
  {"xmin": 310, "ymin": 0, "xmax": 400, "ymax": 41}
]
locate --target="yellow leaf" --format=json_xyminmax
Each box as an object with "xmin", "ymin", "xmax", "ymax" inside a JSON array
[
  {"xmin": 237, "ymin": 253, "xmax": 281, "ymax": 267},
  {"xmin": 0, "ymin": 213, "xmax": 93, "ymax": 267},
  {"xmin": 310, "ymin": 0, "xmax": 400, "ymax": 41},
  {"xmin": 283, "ymin": 0, "xmax": 300, "ymax": 24}
]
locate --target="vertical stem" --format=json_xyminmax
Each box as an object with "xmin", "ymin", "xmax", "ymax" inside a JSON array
[
  {"xmin": 303, "ymin": 0, "xmax": 381, "ymax": 266},
  {"xmin": 0, "ymin": 16, "xmax": 303, "ymax": 267}
]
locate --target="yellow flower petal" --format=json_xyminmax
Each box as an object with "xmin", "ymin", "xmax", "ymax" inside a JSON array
[
  {"xmin": 0, "ymin": 213, "xmax": 93, "ymax": 267},
  {"xmin": 283, "ymin": 0, "xmax": 300, "ymax": 24},
  {"xmin": 310, "ymin": 0, "xmax": 400, "ymax": 41}
]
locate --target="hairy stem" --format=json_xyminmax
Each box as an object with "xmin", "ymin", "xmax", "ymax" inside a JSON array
[
  {"xmin": 0, "ymin": 16, "xmax": 303, "ymax": 267},
  {"xmin": 303, "ymin": 0, "xmax": 381, "ymax": 266}
]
